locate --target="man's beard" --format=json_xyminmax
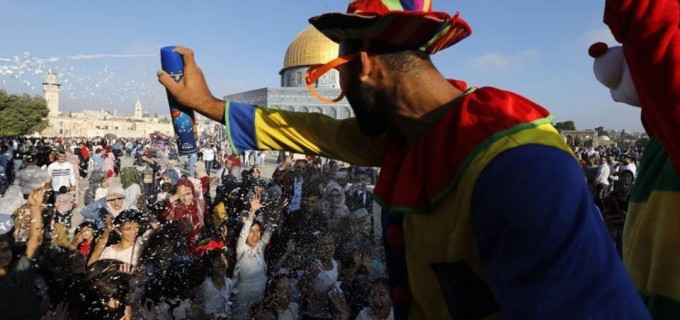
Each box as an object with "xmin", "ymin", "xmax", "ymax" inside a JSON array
[{"xmin": 346, "ymin": 82, "xmax": 389, "ymax": 137}]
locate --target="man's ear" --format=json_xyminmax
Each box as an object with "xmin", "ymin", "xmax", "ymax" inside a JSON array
[{"xmin": 358, "ymin": 51, "xmax": 373, "ymax": 83}]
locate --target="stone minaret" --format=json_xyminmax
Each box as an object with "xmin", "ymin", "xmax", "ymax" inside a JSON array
[
  {"xmin": 134, "ymin": 99, "xmax": 142, "ymax": 120},
  {"xmin": 43, "ymin": 70, "xmax": 61, "ymax": 117}
]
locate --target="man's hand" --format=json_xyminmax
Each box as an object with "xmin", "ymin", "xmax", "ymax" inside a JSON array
[{"xmin": 156, "ymin": 46, "xmax": 225, "ymax": 122}]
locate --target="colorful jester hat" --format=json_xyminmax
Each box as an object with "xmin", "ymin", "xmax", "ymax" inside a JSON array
[
  {"xmin": 309, "ymin": 0, "xmax": 472, "ymax": 54},
  {"xmin": 589, "ymin": 42, "xmax": 640, "ymax": 107}
]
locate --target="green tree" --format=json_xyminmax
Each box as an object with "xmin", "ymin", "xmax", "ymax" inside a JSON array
[
  {"xmin": 635, "ymin": 136, "xmax": 650, "ymax": 149},
  {"xmin": 0, "ymin": 90, "xmax": 49, "ymax": 136},
  {"xmin": 554, "ymin": 120, "xmax": 576, "ymax": 132}
]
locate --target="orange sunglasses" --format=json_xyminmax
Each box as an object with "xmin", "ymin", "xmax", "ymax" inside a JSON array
[{"xmin": 305, "ymin": 53, "xmax": 359, "ymax": 104}]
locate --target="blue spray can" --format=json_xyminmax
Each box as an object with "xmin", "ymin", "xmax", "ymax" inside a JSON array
[{"xmin": 161, "ymin": 46, "xmax": 198, "ymax": 155}]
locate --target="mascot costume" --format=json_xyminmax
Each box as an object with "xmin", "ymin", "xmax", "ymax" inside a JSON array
[{"xmin": 591, "ymin": 0, "xmax": 680, "ymax": 318}]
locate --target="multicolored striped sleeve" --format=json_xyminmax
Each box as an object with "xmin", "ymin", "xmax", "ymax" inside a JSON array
[{"xmin": 223, "ymin": 100, "xmax": 383, "ymax": 166}]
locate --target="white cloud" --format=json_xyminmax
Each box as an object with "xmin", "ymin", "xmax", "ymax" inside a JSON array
[
  {"xmin": 470, "ymin": 49, "xmax": 541, "ymax": 72},
  {"xmin": 471, "ymin": 53, "xmax": 510, "ymax": 70},
  {"xmin": 578, "ymin": 28, "xmax": 618, "ymax": 46}
]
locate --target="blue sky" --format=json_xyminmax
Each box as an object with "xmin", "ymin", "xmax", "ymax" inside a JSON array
[{"xmin": 0, "ymin": 0, "xmax": 643, "ymax": 131}]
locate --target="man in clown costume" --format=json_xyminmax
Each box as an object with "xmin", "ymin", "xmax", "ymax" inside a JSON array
[
  {"xmin": 591, "ymin": 0, "xmax": 680, "ymax": 318},
  {"xmin": 159, "ymin": 1, "xmax": 649, "ymax": 319}
]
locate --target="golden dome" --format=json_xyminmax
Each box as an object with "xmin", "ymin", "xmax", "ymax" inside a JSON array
[{"xmin": 282, "ymin": 26, "xmax": 339, "ymax": 71}]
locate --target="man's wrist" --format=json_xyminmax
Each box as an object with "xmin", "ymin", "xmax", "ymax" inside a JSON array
[{"xmin": 199, "ymin": 97, "xmax": 226, "ymax": 123}]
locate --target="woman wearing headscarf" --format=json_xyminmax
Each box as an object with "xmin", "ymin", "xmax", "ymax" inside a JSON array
[
  {"xmin": 78, "ymin": 142, "xmax": 90, "ymax": 178},
  {"xmin": 80, "ymin": 185, "xmax": 127, "ymax": 230},
  {"xmin": 323, "ymin": 183, "xmax": 351, "ymax": 230},
  {"xmin": 121, "ymin": 167, "xmax": 146, "ymax": 212},
  {"xmin": 162, "ymin": 178, "xmax": 204, "ymax": 253},
  {"xmin": 157, "ymin": 168, "xmax": 181, "ymax": 201},
  {"xmin": 194, "ymin": 161, "xmax": 212, "ymax": 229},
  {"xmin": 102, "ymin": 145, "xmax": 115, "ymax": 177},
  {"xmin": 104, "ymin": 186, "xmax": 129, "ymax": 219}
]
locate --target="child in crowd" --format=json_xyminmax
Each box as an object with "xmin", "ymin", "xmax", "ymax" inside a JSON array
[
  {"xmin": 200, "ymin": 247, "xmax": 235, "ymax": 319},
  {"xmin": 53, "ymin": 185, "xmax": 76, "ymax": 248}
]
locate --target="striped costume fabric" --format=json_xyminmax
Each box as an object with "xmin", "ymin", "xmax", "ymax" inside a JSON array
[{"xmin": 309, "ymin": 0, "xmax": 471, "ymax": 54}]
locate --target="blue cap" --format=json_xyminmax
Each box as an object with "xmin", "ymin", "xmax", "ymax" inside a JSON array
[{"xmin": 160, "ymin": 46, "xmax": 184, "ymax": 73}]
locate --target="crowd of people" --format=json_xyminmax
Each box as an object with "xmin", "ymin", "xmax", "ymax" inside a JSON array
[
  {"xmin": 0, "ymin": 137, "xmax": 391, "ymax": 320},
  {"xmin": 575, "ymin": 145, "xmax": 642, "ymax": 256}
]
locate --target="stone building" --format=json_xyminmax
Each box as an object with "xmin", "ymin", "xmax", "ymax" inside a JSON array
[
  {"xmin": 225, "ymin": 26, "xmax": 354, "ymax": 119},
  {"xmin": 40, "ymin": 72, "xmax": 174, "ymax": 138}
]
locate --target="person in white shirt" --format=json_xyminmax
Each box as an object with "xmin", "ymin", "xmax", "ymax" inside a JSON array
[
  {"xmin": 202, "ymin": 145, "xmax": 216, "ymax": 176},
  {"xmin": 254, "ymin": 151, "xmax": 265, "ymax": 166},
  {"xmin": 201, "ymin": 248, "xmax": 234, "ymax": 319},
  {"xmin": 620, "ymin": 154, "xmax": 637, "ymax": 178},
  {"xmin": 595, "ymin": 157, "xmax": 611, "ymax": 201},
  {"xmin": 243, "ymin": 150, "xmax": 252, "ymax": 167},
  {"xmin": 14, "ymin": 154, "xmax": 50, "ymax": 199},
  {"xmin": 233, "ymin": 194, "xmax": 273, "ymax": 320},
  {"xmin": 47, "ymin": 150, "xmax": 76, "ymax": 192}
]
